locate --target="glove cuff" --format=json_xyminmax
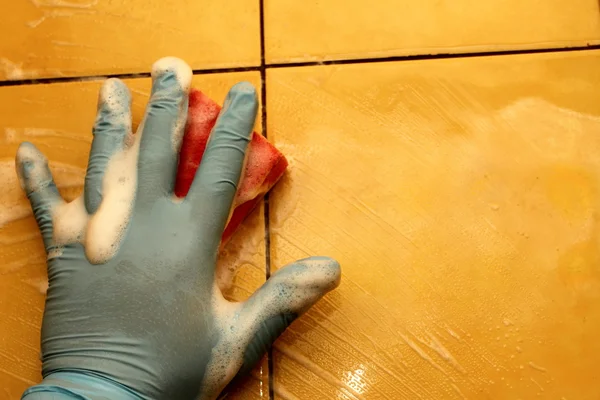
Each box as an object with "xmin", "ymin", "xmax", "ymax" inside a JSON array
[{"xmin": 22, "ymin": 371, "xmax": 143, "ymax": 400}]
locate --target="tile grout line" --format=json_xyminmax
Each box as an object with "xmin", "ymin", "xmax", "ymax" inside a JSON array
[
  {"xmin": 259, "ymin": 0, "xmax": 270, "ymax": 280},
  {"xmin": 0, "ymin": 66, "xmax": 262, "ymax": 87},
  {"xmin": 266, "ymin": 43, "xmax": 600, "ymax": 68},
  {"xmin": 258, "ymin": 0, "xmax": 276, "ymax": 399},
  {"xmin": 3, "ymin": 44, "xmax": 600, "ymax": 87}
]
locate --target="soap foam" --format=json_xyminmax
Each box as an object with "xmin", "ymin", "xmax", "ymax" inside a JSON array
[
  {"xmin": 97, "ymin": 78, "xmax": 132, "ymax": 133},
  {"xmin": 15, "ymin": 142, "xmax": 58, "ymax": 195},
  {"xmin": 216, "ymin": 220, "xmax": 262, "ymax": 293},
  {"xmin": 53, "ymin": 196, "xmax": 88, "ymax": 245},
  {"xmin": 0, "ymin": 58, "xmax": 35, "ymax": 80},
  {"xmin": 25, "ymin": 278, "xmax": 49, "ymax": 295},
  {"xmin": 85, "ymin": 135, "xmax": 139, "ymax": 263}
]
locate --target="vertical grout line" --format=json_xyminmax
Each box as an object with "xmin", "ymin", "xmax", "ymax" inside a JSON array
[
  {"xmin": 259, "ymin": 4, "xmax": 270, "ymax": 279},
  {"xmin": 258, "ymin": 0, "xmax": 275, "ymax": 399}
]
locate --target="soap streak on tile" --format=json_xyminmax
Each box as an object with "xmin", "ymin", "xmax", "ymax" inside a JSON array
[{"xmin": 0, "ymin": 59, "xmax": 38, "ymax": 80}]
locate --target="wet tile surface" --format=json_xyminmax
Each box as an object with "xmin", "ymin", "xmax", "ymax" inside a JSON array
[
  {"xmin": 3, "ymin": 2, "xmax": 600, "ymax": 399},
  {"xmin": 266, "ymin": 50, "xmax": 600, "ymax": 399},
  {"xmin": 264, "ymin": 0, "xmax": 600, "ymax": 63},
  {"xmin": 0, "ymin": 72, "xmax": 267, "ymax": 399},
  {"xmin": 1, "ymin": 0, "xmax": 260, "ymax": 80}
]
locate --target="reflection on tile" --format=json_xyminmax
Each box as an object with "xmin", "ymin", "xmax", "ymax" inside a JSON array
[
  {"xmin": 1, "ymin": 0, "xmax": 260, "ymax": 80},
  {"xmin": 267, "ymin": 51, "xmax": 600, "ymax": 399},
  {"xmin": 0, "ymin": 72, "xmax": 266, "ymax": 399},
  {"xmin": 265, "ymin": 0, "xmax": 600, "ymax": 63}
]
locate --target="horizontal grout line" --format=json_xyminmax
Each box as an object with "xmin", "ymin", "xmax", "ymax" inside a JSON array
[
  {"xmin": 2, "ymin": 44, "xmax": 600, "ymax": 87},
  {"xmin": 0, "ymin": 66, "xmax": 261, "ymax": 87},
  {"xmin": 0, "ymin": 72, "xmax": 151, "ymax": 87},
  {"xmin": 265, "ymin": 43, "xmax": 600, "ymax": 68}
]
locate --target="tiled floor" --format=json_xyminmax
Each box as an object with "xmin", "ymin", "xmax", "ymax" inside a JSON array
[{"xmin": 2, "ymin": 1, "xmax": 600, "ymax": 399}]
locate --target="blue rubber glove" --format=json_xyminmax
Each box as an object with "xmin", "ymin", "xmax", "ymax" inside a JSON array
[{"xmin": 17, "ymin": 57, "xmax": 341, "ymax": 400}]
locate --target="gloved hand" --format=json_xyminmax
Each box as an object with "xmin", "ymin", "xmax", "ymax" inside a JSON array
[{"xmin": 17, "ymin": 57, "xmax": 341, "ymax": 400}]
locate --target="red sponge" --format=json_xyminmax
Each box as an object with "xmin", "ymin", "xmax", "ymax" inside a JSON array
[{"xmin": 174, "ymin": 89, "xmax": 288, "ymax": 244}]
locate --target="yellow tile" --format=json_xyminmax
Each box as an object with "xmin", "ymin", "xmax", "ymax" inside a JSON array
[
  {"xmin": 1, "ymin": 1, "xmax": 259, "ymax": 80},
  {"xmin": 265, "ymin": 0, "xmax": 600, "ymax": 63},
  {"xmin": 267, "ymin": 51, "xmax": 600, "ymax": 399},
  {"xmin": 0, "ymin": 72, "xmax": 267, "ymax": 399}
]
